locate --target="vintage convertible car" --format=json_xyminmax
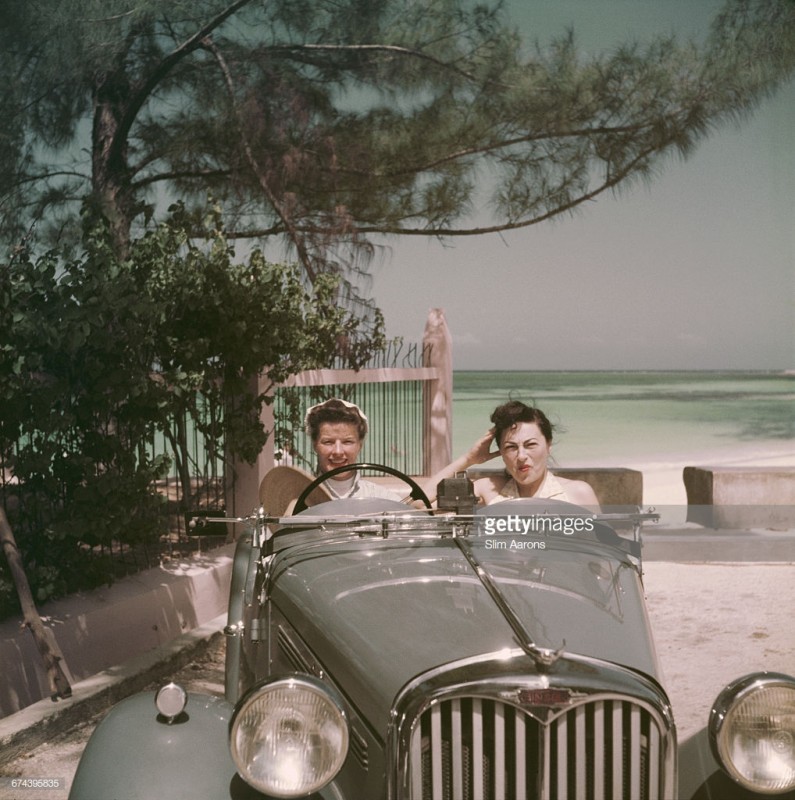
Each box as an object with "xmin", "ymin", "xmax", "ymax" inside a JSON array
[{"xmin": 69, "ymin": 466, "xmax": 795, "ymax": 799}]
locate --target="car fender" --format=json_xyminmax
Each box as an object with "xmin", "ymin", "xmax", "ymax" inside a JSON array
[
  {"xmin": 69, "ymin": 690, "xmax": 349, "ymax": 800},
  {"xmin": 679, "ymin": 726, "xmax": 795, "ymax": 800},
  {"xmin": 226, "ymin": 530, "xmax": 257, "ymax": 704},
  {"xmin": 68, "ymin": 691, "xmax": 245, "ymax": 800}
]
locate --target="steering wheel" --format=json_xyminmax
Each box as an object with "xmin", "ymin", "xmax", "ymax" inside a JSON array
[{"xmin": 293, "ymin": 463, "xmax": 432, "ymax": 514}]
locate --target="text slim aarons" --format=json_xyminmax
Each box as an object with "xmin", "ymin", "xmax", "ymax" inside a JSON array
[{"xmin": 481, "ymin": 514, "xmax": 596, "ymax": 537}]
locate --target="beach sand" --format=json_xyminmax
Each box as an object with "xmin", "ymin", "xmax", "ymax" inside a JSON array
[{"xmin": 643, "ymin": 561, "xmax": 795, "ymax": 742}]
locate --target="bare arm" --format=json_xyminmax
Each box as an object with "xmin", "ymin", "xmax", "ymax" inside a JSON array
[{"xmin": 417, "ymin": 429, "xmax": 501, "ymax": 504}]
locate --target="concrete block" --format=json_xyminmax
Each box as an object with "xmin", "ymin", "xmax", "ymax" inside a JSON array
[
  {"xmin": 552, "ymin": 468, "xmax": 643, "ymax": 507},
  {"xmin": 467, "ymin": 466, "xmax": 643, "ymax": 507},
  {"xmin": 683, "ymin": 466, "xmax": 795, "ymax": 529}
]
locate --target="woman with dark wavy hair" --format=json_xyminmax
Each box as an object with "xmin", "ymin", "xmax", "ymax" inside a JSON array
[{"xmin": 436, "ymin": 400, "xmax": 599, "ymax": 507}]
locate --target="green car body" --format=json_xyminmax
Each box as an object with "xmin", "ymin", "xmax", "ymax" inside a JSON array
[{"xmin": 69, "ymin": 491, "xmax": 795, "ymax": 799}]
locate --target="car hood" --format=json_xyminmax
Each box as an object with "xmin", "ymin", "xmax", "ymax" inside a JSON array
[{"xmin": 269, "ymin": 534, "xmax": 659, "ymax": 727}]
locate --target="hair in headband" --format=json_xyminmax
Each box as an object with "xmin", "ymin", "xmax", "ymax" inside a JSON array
[{"xmin": 304, "ymin": 399, "xmax": 369, "ymax": 440}]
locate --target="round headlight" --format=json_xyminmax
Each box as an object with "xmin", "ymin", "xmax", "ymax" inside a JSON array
[
  {"xmin": 229, "ymin": 676, "xmax": 349, "ymax": 798},
  {"xmin": 710, "ymin": 673, "xmax": 795, "ymax": 795}
]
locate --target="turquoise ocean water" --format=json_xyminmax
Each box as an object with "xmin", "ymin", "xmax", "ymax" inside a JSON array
[{"xmin": 451, "ymin": 371, "xmax": 795, "ymax": 469}]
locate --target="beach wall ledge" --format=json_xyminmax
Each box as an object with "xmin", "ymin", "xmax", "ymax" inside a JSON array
[
  {"xmin": 684, "ymin": 466, "xmax": 795, "ymax": 529},
  {"xmin": 552, "ymin": 468, "xmax": 643, "ymax": 507},
  {"xmin": 467, "ymin": 466, "xmax": 643, "ymax": 507}
]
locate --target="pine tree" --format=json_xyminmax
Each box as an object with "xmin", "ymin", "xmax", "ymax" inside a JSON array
[{"xmin": 1, "ymin": 0, "xmax": 793, "ymax": 282}]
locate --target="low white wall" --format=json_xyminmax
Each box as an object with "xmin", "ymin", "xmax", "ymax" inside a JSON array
[
  {"xmin": 467, "ymin": 466, "xmax": 644, "ymax": 507},
  {"xmin": 684, "ymin": 466, "xmax": 795, "ymax": 529},
  {"xmin": 0, "ymin": 544, "xmax": 234, "ymax": 718}
]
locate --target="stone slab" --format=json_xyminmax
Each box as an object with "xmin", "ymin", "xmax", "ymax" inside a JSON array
[
  {"xmin": 683, "ymin": 466, "xmax": 795, "ymax": 528},
  {"xmin": 467, "ymin": 466, "xmax": 644, "ymax": 506}
]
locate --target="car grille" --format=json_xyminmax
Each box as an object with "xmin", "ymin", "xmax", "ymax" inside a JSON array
[{"xmin": 408, "ymin": 696, "xmax": 665, "ymax": 800}]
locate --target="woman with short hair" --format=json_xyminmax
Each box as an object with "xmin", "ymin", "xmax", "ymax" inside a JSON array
[{"xmin": 304, "ymin": 398, "xmax": 402, "ymax": 501}]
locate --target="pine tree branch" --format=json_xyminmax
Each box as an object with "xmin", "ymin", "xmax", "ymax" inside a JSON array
[{"xmin": 202, "ymin": 36, "xmax": 319, "ymax": 283}]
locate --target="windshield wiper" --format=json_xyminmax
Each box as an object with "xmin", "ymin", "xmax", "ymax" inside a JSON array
[{"xmin": 453, "ymin": 536, "xmax": 565, "ymax": 672}]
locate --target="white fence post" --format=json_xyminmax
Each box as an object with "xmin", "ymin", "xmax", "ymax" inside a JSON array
[{"xmin": 423, "ymin": 308, "xmax": 453, "ymax": 476}]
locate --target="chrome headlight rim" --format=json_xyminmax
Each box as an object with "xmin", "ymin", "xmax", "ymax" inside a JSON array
[
  {"xmin": 229, "ymin": 674, "xmax": 349, "ymax": 799},
  {"xmin": 709, "ymin": 671, "xmax": 795, "ymax": 796}
]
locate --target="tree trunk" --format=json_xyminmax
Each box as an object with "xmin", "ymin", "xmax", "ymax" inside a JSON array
[
  {"xmin": 0, "ymin": 509, "xmax": 72, "ymax": 700},
  {"xmin": 92, "ymin": 71, "xmax": 135, "ymax": 260}
]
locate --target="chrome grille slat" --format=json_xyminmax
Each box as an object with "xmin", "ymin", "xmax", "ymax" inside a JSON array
[
  {"xmin": 411, "ymin": 717, "xmax": 423, "ymax": 798},
  {"xmin": 494, "ymin": 703, "xmax": 505, "ymax": 800},
  {"xmin": 542, "ymin": 721, "xmax": 551, "ymax": 800},
  {"xmin": 472, "ymin": 698, "xmax": 484, "ymax": 799},
  {"xmin": 514, "ymin": 709, "xmax": 526, "ymax": 799},
  {"xmin": 612, "ymin": 701, "xmax": 623, "ymax": 799},
  {"xmin": 575, "ymin": 704, "xmax": 587, "ymax": 798},
  {"xmin": 409, "ymin": 696, "xmax": 666, "ymax": 800},
  {"xmin": 593, "ymin": 701, "xmax": 605, "ymax": 800},
  {"xmin": 556, "ymin": 713, "xmax": 567, "ymax": 798},
  {"xmin": 648, "ymin": 723, "xmax": 661, "ymax": 800},
  {"xmin": 630, "ymin": 705, "xmax": 642, "ymax": 800},
  {"xmin": 451, "ymin": 699, "xmax": 463, "ymax": 800},
  {"xmin": 431, "ymin": 705, "xmax": 444, "ymax": 798}
]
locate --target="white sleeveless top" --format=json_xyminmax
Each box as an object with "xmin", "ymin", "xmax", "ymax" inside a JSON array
[{"xmin": 487, "ymin": 471, "xmax": 569, "ymax": 504}]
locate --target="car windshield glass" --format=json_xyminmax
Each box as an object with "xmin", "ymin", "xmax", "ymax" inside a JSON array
[{"xmin": 466, "ymin": 538, "xmax": 633, "ymax": 620}]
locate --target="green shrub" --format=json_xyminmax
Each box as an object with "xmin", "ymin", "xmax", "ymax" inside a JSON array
[{"xmin": 0, "ymin": 202, "xmax": 376, "ymax": 617}]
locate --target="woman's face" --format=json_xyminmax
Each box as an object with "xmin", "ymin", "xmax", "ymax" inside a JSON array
[
  {"xmin": 313, "ymin": 422, "xmax": 363, "ymax": 480},
  {"xmin": 499, "ymin": 421, "xmax": 551, "ymax": 496}
]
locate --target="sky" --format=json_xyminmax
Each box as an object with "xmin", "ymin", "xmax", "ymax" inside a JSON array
[{"xmin": 368, "ymin": 1, "xmax": 795, "ymax": 371}]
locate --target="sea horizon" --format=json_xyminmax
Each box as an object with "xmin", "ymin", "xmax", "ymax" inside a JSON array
[
  {"xmin": 449, "ymin": 370, "xmax": 794, "ymax": 504},
  {"xmin": 454, "ymin": 367, "xmax": 793, "ymax": 374}
]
